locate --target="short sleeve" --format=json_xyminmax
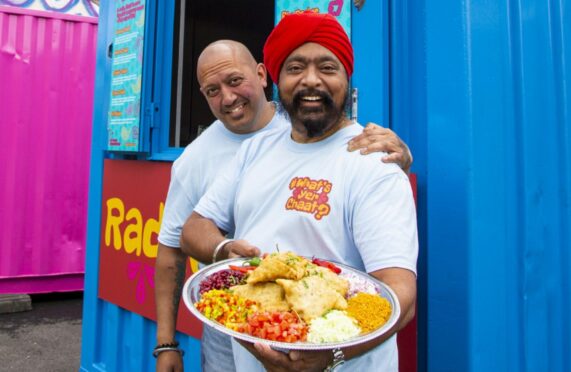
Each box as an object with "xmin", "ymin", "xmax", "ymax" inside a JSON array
[
  {"xmin": 193, "ymin": 152, "xmax": 244, "ymax": 234},
  {"xmin": 350, "ymin": 170, "xmax": 418, "ymax": 275},
  {"xmin": 158, "ymin": 166, "xmax": 196, "ymax": 248}
]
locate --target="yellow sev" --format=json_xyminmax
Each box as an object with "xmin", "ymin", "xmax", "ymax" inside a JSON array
[{"xmin": 346, "ymin": 293, "xmax": 392, "ymax": 333}]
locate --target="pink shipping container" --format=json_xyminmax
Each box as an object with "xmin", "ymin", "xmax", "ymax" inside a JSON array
[{"xmin": 0, "ymin": 6, "xmax": 97, "ymax": 294}]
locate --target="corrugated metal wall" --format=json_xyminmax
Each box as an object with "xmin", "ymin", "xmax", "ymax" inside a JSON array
[
  {"xmin": 0, "ymin": 6, "xmax": 97, "ymax": 293},
  {"xmin": 415, "ymin": 0, "xmax": 570, "ymax": 371},
  {"xmin": 80, "ymin": 1, "xmax": 202, "ymax": 371},
  {"xmin": 81, "ymin": 0, "xmax": 570, "ymax": 371}
]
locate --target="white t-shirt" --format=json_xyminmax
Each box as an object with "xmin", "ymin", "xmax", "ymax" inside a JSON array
[
  {"xmin": 157, "ymin": 110, "xmax": 288, "ymax": 371},
  {"xmin": 157, "ymin": 111, "xmax": 289, "ymax": 248},
  {"xmin": 194, "ymin": 123, "xmax": 418, "ymax": 372}
]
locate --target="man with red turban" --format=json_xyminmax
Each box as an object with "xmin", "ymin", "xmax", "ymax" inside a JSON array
[
  {"xmin": 181, "ymin": 12, "xmax": 417, "ymax": 372},
  {"xmin": 263, "ymin": 11, "xmax": 354, "ymax": 84}
]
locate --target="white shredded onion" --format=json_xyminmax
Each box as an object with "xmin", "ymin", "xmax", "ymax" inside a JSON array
[{"xmin": 307, "ymin": 310, "xmax": 361, "ymax": 343}]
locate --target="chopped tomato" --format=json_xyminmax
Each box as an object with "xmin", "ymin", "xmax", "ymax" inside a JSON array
[{"xmin": 237, "ymin": 311, "xmax": 308, "ymax": 343}]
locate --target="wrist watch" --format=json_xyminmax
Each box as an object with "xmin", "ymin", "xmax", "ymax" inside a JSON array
[{"xmin": 324, "ymin": 348, "xmax": 345, "ymax": 371}]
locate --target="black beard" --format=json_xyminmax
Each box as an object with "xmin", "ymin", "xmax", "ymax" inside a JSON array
[{"xmin": 279, "ymin": 89, "xmax": 348, "ymax": 138}]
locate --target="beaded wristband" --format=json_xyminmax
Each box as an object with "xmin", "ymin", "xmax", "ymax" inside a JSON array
[{"xmin": 154, "ymin": 341, "xmax": 179, "ymax": 349}]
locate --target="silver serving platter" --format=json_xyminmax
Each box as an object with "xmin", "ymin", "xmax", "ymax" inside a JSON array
[{"xmin": 182, "ymin": 257, "xmax": 401, "ymax": 351}]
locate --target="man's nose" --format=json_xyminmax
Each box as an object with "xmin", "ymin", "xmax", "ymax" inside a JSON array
[
  {"xmin": 220, "ymin": 85, "xmax": 237, "ymax": 105},
  {"xmin": 301, "ymin": 65, "xmax": 321, "ymax": 87}
]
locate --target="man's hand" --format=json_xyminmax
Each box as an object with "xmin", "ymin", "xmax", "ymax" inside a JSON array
[
  {"xmin": 156, "ymin": 350, "xmax": 183, "ymax": 372},
  {"xmin": 225, "ymin": 239, "xmax": 261, "ymax": 259},
  {"xmin": 348, "ymin": 123, "xmax": 413, "ymax": 173},
  {"xmin": 238, "ymin": 341, "xmax": 330, "ymax": 372}
]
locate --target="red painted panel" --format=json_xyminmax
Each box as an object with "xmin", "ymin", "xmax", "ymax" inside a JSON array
[
  {"xmin": 398, "ymin": 173, "xmax": 418, "ymax": 372},
  {"xmin": 97, "ymin": 159, "xmax": 202, "ymax": 339}
]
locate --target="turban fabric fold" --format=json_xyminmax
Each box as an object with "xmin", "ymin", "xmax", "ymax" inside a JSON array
[{"xmin": 263, "ymin": 12, "xmax": 354, "ymax": 83}]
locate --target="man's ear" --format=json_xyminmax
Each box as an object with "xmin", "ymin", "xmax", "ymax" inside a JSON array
[{"xmin": 257, "ymin": 63, "xmax": 268, "ymax": 88}]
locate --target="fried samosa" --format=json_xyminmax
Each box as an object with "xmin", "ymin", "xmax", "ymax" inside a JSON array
[
  {"xmin": 305, "ymin": 265, "xmax": 349, "ymax": 297},
  {"xmin": 246, "ymin": 252, "xmax": 308, "ymax": 284},
  {"xmin": 276, "ymin": 276, "xmax": 348, "ymax": 322},
  {"xmin": 230, "ymin": 282, "xmax": 290, "ymax": 312}
]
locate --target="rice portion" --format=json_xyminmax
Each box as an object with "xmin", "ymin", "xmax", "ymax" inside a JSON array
[{"xmin": 307, "ymin": 310, "xmax": 361, "ymax": 343}]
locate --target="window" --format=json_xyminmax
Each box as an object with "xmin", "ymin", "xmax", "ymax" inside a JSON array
[{"xmin": 167, "ymin": 0, "xmax": 275, "ymax": 149}]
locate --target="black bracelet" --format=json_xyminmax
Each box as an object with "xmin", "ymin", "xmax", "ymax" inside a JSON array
[{"xmin": 154, "ymin": 341, "xmax": 179, "ymax": 350}]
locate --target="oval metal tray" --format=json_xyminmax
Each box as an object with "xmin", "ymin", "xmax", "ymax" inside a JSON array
[{"xmin": 182, "ymin": 257, "xmax": 400, "ymax": 351}]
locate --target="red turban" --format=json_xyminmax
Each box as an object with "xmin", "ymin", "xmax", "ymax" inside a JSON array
[{"xmin": 263, "ymin": 11, "xmax": 354, "ymax": 83}]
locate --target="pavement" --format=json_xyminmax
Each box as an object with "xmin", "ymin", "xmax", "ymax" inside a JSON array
[{"xmin": 0, "ymin": 292, "xmax": 83, "ymax": 372}]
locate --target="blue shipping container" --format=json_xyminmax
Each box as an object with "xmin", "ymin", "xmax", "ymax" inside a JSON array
[{"xmin": 81, "ymin": 0, "xmax": 570, "ymax": 371}]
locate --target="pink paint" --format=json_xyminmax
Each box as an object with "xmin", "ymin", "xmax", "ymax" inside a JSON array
[
  {"xmin": 328, "ymin": 0, "xmax": 344, "ymax": 16},
  {"xmin": 127, "ymin": 262, "xmax": 155, "ymax": 304},
  {"xmin": 0, "ymin": 7, "xmax": 97, "ymax": 294}
]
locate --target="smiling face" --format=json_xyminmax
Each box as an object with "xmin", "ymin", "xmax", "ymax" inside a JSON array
[
  {"xmin": 197, "ymin": 42, "xmax": 269, "ymax": 134},
  {"xmin": 278, "ymin": 42, "xmax": 350, "ymax": 142}
]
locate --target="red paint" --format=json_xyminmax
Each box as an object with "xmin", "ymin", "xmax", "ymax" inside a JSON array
[
  {"xmin": 97, "ymin": 160, "xmax": 202, "ymax": 338},
  {"xmin": 397, "ymin": 173, "xmax": 418, "ymax": 372}
]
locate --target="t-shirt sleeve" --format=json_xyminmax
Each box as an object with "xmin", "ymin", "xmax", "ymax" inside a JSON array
[
  {"xmin": 193, "ymin": 151, "xmax": 243, "ymax": 234},
  {"xmin": 158, "ymin": 165, "xmax": 198, "ymax": 248},
  {"xmin": 350, "ymin": 169, "xmax": 418, "ymax": 275}
]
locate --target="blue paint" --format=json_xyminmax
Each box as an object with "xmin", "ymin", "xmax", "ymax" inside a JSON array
[
  {"xmin": 136, "ymin": 0, "xmax": 155, "ymax": 154},
  {"xmin": 83, "ymin": 0, "xmax": 571, "ymax": 371},
  {"xmin": 148, "ymin": 0, "xmax": 181, "ymax": 160},
  {"xmin": 352, "ymin": 0, "xmax": 388, "ymax": 127},
  {"xmin": 389, "ymin": 0, "xmax": 428, "ymax": 369},
  {"xmin": 80, "ymin": 1, "xmax": 201, "ymax": 371},
  {"xmin": 418, "ymin": 0, "xmax": 570, "ymax": 370},
  {"xmin": 424, "ymin": 3, "xmax": 472, "ymax": 370}
]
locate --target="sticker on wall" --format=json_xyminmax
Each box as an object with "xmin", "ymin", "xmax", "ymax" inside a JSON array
[
  {"xmin": 106, "ymin": 0, "xmax": 146, "ymax": 152},
  {"xmin": 275, "ymin": 0, "xmax": 351, "ymax": 37}
]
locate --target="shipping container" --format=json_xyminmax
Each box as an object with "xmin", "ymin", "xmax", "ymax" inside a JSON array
[
  {"xmin": 80, "ymin": 0, "xmax": 570, "ymax": 371},
  {"xmin": 0, "ymin": 6, "xmax": 97, "ymax": 294}
]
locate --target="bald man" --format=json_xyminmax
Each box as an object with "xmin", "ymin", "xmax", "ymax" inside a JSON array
[{"xmin": 154, "ymin": 40, "xmax": 413, "ymax": 372}]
